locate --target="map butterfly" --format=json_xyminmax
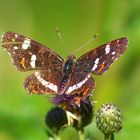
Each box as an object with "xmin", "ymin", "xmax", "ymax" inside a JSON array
[{"xmin": 1, "ymin": 32, "xmax": 128, "ymax": 105}]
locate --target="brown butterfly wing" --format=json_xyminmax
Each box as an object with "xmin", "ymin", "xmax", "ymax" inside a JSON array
[
  {"xmin": 69, "ymin": 37, "xmax": 128, "ymax": 86},
  {"xmin": 75, "ymin": 37, "xmax": 128, "ymax": 76},
  {"xmin": 67, "ymin": 37, "xmax": 128, "ymax": 97},
  {"xmin": 1, "ymin": 32, "xmax": 64, "ymax": 72},
  {"xmin": 66, "ymin": 75, "xmax": 95, "ymax": 97},
  {"xmin": 24, "ymin": 70, "xmax": 63, "ymax": 94}
]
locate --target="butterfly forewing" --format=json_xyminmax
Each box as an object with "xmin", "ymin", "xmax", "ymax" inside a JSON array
[
  {"xmin": 75, "ymin": 37, "xmax": 128, "ymax": 76},
  {"xmin": 1, "ymin": 32, "xmax": 64, "ymax": 72}
]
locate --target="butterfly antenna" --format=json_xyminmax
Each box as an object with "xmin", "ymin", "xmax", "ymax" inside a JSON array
[
  {"xmin": 56, "ymin": 27, "xmax": 63, "ymax": 41},
  {"xmin": 74, "ymin": 34, "xmax": 98, "ymax": 55},
  {"xmin": 56, "ymin": 27, "xmax": 69, "ymax": 54},
  {"xmin": 56, "ymin": 27, "xmax": 66, "ymax": 46}
]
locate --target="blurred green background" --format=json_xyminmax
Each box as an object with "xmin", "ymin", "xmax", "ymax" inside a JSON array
[{"xmin": 0, "ymin": 0, "xmax": 140, "ymax": 140}]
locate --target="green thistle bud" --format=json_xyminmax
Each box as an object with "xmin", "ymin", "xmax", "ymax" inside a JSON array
[
  {"xmin": 95, "ymin": 103, "xmax": 122, "ymax": 135},
  {"xmin": 45, "ymin": 107, "xmax": 68, "ymax": 134}
]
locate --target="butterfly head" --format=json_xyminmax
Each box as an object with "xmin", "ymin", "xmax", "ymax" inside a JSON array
[
  {"xmin": 67, "ymin": 54, "xmax": 76, "ymax": 61},
  {"xmin": 63, "ymin": 55, "xmax": 76, "ymax": 74}
]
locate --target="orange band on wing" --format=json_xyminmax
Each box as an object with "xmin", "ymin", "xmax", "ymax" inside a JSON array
[
  {"xmin": 83, "ymin": 87, "xmax": 90, "ymax": 96},
  {"xmin": 97, "ymin": 63, "xmax": 105, "ymax": 73},
  {"xmin": 20, "ymin": 58, "xmax": 26, "ymax": 69}
]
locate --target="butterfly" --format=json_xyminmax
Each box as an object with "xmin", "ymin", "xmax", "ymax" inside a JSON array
[{"xmin": 1, "ymin": 32, "xmax": 128, "ymax": 105}]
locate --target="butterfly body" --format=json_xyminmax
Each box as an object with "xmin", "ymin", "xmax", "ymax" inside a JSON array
[
  {"xmin": 59, "ymin": 55, "xmax": 76, "ymax": 94},
  {"xmin": 1, "ymin": 32, "xmax": 128, "ymax": 105}
]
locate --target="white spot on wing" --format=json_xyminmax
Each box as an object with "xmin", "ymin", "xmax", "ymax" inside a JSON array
[
  {"xmin": 92, "ymin": 58, "xmax": 99, "ymax": 71},
  {"xmin": 22, "ymin": 38, "xmax": 31, "ymax": 49},
  {"xmin": 53, "ymin": 85, "xmax": 57, "ymax": 92},
  {"xmin": 105, "ymin": 44, "xmax": 110, "ymax": 54},
  {"xmin": 112, "ymin": 51, "xmax": 115, "ymax": 55},
  {"xmin": 73, "ymin": 85, "xmax": 77, "ymax": 90},
  {"xmin": 77, "ymin": 82, "xmax": 82, "ymax": 88},
  {"xmin": 117, "ymin": 40, "xmax": 120, "ymax": 43},
  {"xmin": 95, "ymin": 58, "xmax": 99, "ymax": 64},
  {"xmin": 31, "ymin": 55, "xmax": 36, "ymax": 60},
  {"xmin": 48, "ymin": 83, "xmax": 54, "ymax": 90},
  {"xmin": 92, "ymin": 64, "xmax": 97, "ymax": 71},
  {"xmin": 12, "ymin": 38, "xmax": 15, "ymax": 41},
  {"xmin": 42, "ymin": 79, "xmax": 48, "ymax": 86},
  {"xmin": 13, "ymin": 46, "xmax": 18, "ymax": 50},
  {"xmin": 67, "ymin": 87, "xmax": 73, "ymax": 94},
  {"xmin": 35, "ymin": 72, "xmax": 58, "ymax": 92},
  {"xmin": 15, "ymin": 34, "xmax": 18, "ymax": 38},
  {"xmin": 30, "ymin": 55, "xmax": 36, "ymax": 68}
]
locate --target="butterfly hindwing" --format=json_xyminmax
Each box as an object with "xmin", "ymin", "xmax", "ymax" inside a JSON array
[
  {"xmin": 1, "ymin": 32, "xmax": 64, "ymax": 72},
  {"xmin": 67, "ymin": 74, "xmax": 95, "ymax": 96},
  {"xmin": 68, "ymin": 77, "xmax": 95, "ymax": 105},
  {"xmin": 24, "ymin": 70, "xmax": 63, "ymax": 94}
]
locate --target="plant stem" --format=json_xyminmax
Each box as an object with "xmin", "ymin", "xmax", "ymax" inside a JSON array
[
  {"xmin": 54, "ymin": 134, "xmax": 61, "ymax": 140},
  {"xmin": 104, "ymin": 133, "xmax": 115, "ymax": 140},
  {"xmin": 110, "ymin": 133, "xmax": 114, "ymax": 140},
  {"xmin": 78, "ymin": 128, "xmax": 84, "ymax": 140},
  {"xmin": 104, "ymin": 134, "xmax": 110, "ymax": 140}
]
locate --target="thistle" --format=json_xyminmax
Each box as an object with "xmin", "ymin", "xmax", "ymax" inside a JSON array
[{"xmin": 96, "ymin": 103, "xmax": 122, "ymax": 140}]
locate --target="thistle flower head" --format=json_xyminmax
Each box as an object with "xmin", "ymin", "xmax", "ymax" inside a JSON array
[
  {"xmin": 66, "ymin": 98, "xmax": 94, "ymax": 129},
  {"xmin": 96, "ymin": 103, "xmax": 122, "ymax": 135}
]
